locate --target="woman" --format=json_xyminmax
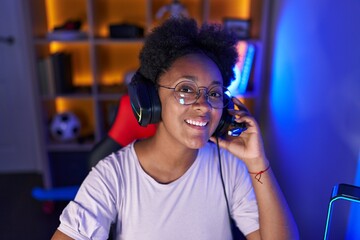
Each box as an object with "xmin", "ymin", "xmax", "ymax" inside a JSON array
[{"xmin": 52, "ymin": 17, "xmax": 299, "ymax": 240}]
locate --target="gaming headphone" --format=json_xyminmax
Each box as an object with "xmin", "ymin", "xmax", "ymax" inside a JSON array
[{"xmin": 128, "ymin": 71, "xmax": 236, "ymax": 138}]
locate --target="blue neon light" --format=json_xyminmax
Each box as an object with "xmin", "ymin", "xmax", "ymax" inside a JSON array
[
  {"xmin": 228, "ymin": 43, "xmax": 255, "ymax": 96},
  {"xmin": 238, "ymin": 44, "xmax": 255, "ymax": 94},
  {"xmin": 346, "ymin": 151, "xmax": 360, "ymax": 239},
  {"xmin": 324, "ymin": 196, "xmax": 360, "ymax": 240}
]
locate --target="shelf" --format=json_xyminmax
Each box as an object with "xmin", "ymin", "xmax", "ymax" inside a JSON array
[
  {"xmin": 97, "ymin": 93, "xmax": 124, "ymax": 101},
  {"xmin": 40, "ymin": 93, "xmax": 93, "ymax": 100},
  {"xmin": 94, "ymin": 38, "xmax": 145, "ymax": 45},
  {"xmin": 47, "ymin": 142, "xmax": 94, "ymax": 152},
  {"xmin": 34, "ymin": 38, "xmax": 90, "ymax": 44},
  {"xmin": 28, "ymin": 0, "xmax": 269, "ymax": 189}
]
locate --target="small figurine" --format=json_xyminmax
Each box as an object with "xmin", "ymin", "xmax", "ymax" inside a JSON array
[{"xmin": 156, "ymin": 0, "xmax": 189, "ymax": 20}]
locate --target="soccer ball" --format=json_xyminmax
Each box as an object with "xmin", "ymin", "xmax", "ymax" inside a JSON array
[{"xmin": 50, "ymin": 112, "xmax": 81, "ymax": 142}]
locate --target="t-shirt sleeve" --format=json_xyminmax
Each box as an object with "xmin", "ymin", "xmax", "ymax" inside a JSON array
[
  {"xmin": 230, "ymin": 157, "xmax": 260, "ymax": 236},
  {"xmin": 57, "ymin": 154, "xmax": 120, "ymax": 239}
]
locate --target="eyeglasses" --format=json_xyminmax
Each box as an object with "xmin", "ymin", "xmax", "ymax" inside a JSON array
[{"xmin": 157, "ymin": 80, "xmax": 231, "ymax": 109}]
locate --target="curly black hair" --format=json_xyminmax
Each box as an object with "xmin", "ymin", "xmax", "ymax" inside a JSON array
[{"xmin": 138, "ymin": 17, "xmax": 238, "ymax": 87}]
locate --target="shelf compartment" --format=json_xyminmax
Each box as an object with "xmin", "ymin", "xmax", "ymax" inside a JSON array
[
  {"xmin": 50, "ymin": 42, "xmax": 92, "ymax": 88},
  {"xmin": 35, "ymin": 42, "xmax": 93, "ymax": 97},
  {"xmin": 30, "ymin": 0, "xmax": 89, "ymax": 39},
  {"xmin": 41, "ymin": 98, "xmax": 96, "ymax": 146},
  {"xmin": 45, "ymin": 0, "xmax": 88, "ymax": 34},
  {"xmin": 94, "ymin": 43, "xmax": 142, "ymax": 93},
  {"xmin": 208, "ymin": 0, "xmax": 251, "ymax": 23},
  {"xmin": 92, "ymin": 0, "xmax": 148, "ymax": 38}
]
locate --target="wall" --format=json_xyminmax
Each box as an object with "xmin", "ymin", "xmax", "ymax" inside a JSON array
[
  {"xmin": 0, "ymin": 0, "xmax": 44, "ymax": 173},
  {"xmin": 262, "ymin": 0, "xmax": 360, "ymax": 238}
]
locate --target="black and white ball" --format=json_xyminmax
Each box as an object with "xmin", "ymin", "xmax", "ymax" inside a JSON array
[{"xmin": 50, "ymin": 112, "xmax": 81, "ymax": 142}]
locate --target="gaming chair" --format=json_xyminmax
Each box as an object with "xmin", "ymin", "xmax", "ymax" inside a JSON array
[
  {"xmin": 32, "ymin": 94, "xmax": 157, "ymax": 203},
  {"xmin": 88, "ymin": 94, "xmax": 157, "ymax": 168}
]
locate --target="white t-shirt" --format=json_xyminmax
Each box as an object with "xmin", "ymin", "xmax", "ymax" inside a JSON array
[{"xmin": 58, "ymin": 142, "xmax": 259, "ymax": 240}]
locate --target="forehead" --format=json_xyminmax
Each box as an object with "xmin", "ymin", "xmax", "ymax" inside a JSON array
[{"xmin": 161, "ymin": 53, "xmax": 223, "ymax": 85}]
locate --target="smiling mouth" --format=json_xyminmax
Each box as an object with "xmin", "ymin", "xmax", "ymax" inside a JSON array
[{"xmin": 185, "ymin": 119, "xmax": 208, "ymax": 127}]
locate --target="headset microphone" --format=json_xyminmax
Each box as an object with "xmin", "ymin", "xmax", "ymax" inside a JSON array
[{"xmin": 214, "ymin": 95, "xmax": 247, "ymax": 138}]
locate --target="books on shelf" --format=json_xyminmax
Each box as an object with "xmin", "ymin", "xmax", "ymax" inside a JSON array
[
  {"xmin": 37, "ymin": 57, "xmax": 54, "ymax": 96},
  {"xmin": 36, "ymin": 52, "xmax": 74, "ymax": 96},
  {"xmin": 52, "ymin": 52, "xmax": 73, "ymax": 94}
]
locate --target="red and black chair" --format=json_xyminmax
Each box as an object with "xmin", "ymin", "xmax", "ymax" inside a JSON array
[{"xmin": 32, "ymin": 94, "xmax": 157, "ymax": 205}]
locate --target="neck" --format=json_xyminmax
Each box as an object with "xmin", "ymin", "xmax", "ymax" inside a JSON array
[{"xmin": 134, "ymin": 134, "xmax": 198, "ymax": 184}]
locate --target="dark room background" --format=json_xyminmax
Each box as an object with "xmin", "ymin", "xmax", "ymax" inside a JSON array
[{"xmin": 1, "ymin": 0, "xmax": 360, "ymax": 239}]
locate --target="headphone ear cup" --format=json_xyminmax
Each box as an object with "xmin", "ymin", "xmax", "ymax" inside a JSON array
[
  {"xmin": 128, "ymin": 71, "xmax": 162, "ymax": 126},
  {"xmin": 213, "ymin": 95, "xmax": 234, "ymax": 137}
]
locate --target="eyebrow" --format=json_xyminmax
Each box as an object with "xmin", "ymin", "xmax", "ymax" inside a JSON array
[{"xmin": 180, "ymin": 75, "xmax": 223, "ymax": 85}]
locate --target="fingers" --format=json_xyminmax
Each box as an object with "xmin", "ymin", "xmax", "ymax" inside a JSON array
[{"xmin": 228, "ymin": 125, "xmax": 247, "ymax": 137}]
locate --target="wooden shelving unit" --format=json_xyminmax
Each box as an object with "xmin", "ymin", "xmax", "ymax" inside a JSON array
[{"xmin": 27, "ymin": 0, "xmax": 269, "ymax": 188}]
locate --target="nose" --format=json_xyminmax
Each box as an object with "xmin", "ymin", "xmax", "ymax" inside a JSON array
[{"xmin": 194, "ymin": 88, "xmax": 211, "ymax": 108}]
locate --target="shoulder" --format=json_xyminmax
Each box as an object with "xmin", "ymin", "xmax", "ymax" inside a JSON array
[
  {"xmin": 87, "ymin": 142, "xmax": 138, "ymax": 189},
  {"xmin": 74, "ymin": 142, "xmax": 138, "ymax": 208},
  {"xmin": 95, "ymin": 142, "xmax": 136, "ymax": 170}
]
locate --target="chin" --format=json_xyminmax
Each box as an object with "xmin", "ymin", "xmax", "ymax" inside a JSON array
[{"xmin": 184, "ymin": 136, "xmax": 209, "ymax": 149}]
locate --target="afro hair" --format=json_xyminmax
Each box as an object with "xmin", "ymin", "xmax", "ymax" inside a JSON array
[{"xmin": 138, "ymin": 17, "xmax": 238, "ymax": 87}]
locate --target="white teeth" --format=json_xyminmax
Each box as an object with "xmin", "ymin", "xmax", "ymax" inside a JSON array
[{"xmin": 186, "ymin": 119, "xmax": 207, "ymax": 127}]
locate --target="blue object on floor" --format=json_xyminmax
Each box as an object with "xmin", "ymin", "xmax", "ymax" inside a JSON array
[{"xmin": 32, "ymin": 186, "xmax": 79, "ymax": 201}]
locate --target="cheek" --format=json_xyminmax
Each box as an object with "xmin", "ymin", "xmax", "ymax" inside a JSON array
[
  {"xmin": 212, "ymin": 110, "xmax": 223, "ymax": 129},
  {"xmin": 159, "ymin": 92, "xmax": 178, "ymax": 120}
]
